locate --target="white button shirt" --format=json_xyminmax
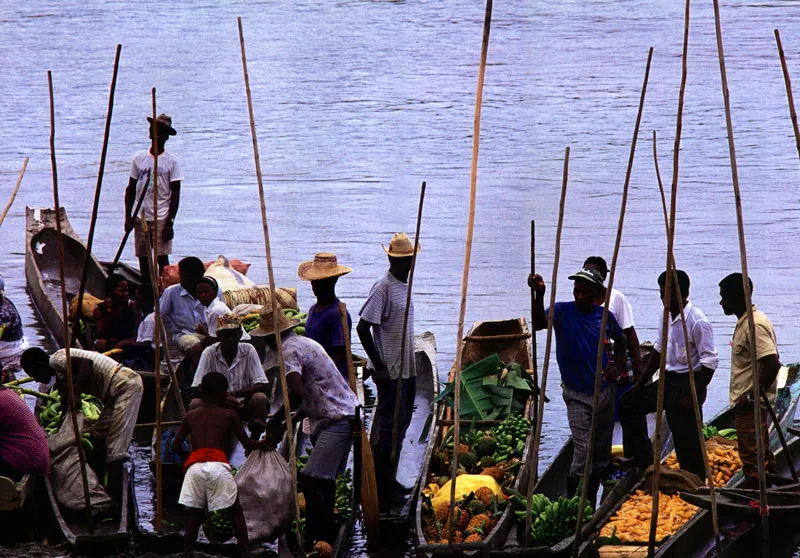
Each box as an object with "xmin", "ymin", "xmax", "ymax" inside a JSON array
[
  {"xmin": 192, "ymin": 342, "xmax": 267, "ymax": 393},
  {"xmin": 653, "ymin": 301, "xmax": 718, "ymax": 374}
]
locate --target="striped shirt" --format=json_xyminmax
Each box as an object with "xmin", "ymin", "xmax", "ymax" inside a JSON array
[
  {"xmin": 0, "ymin": 388, "xmax": 50, "ymax": 475},
  {"xmin": 359, "ymin": 271, "xmax": 415, "ymax": 380},
  {"xmin": 50, "ymin": 348, "xmax": 122, "ymax": 401}
]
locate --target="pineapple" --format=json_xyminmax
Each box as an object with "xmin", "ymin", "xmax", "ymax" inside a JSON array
[
  {"xmin": 433, "ymin": 499, "xmax": 451, "ymax": 522},
  {"xmin": 467, "ymin": 513, "xmax": 491, "ymax": 532},
  {"xmin": 311, "ymin": 541, "xmax": 334, "ymax": 558},
  {"xmin": 481, "ymin": 466, "xmax": 505, "ymax": 483},
  {"xmin": 474, "ymin": 486, "xmax": 494, "ymax": 507},
  {"xmin": 465, "ymin": 533, "xmax": 483, "ymax": 543}
]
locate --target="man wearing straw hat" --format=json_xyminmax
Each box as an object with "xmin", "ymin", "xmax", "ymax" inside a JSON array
[
  {"xmin": 255, "ymin": 310, "xmax": 359, "ymax": 546},
  {"xmin": 531, "ymin": 267, "xmax": 627, "ymax": 507},
  {"xmin": 124, "ymin": 113, "xmax": 183, "ymax": 280},
  {"xmin": 298, "ymin": 252, "xmax": 352, "ymax": 378},
  {"xmin": 357, "ymin": 232, "xmax": 419, "ymax": 510},
  {"xmin": 190, "ymin": 314, "xmax": 269, "ymax": 441}
]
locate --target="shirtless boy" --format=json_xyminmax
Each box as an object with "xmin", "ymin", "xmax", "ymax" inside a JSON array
[{"xmin": 172, "ymin": 372, "xmax": 267, "ymax": 557}]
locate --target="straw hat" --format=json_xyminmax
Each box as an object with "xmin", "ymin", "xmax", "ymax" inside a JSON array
[
  {"xmin": 146, "ymin": 113, "xmax": 177, "ymax": 136},
  {"xmin": 249, "ymin": 306, "xmax": 301, "ymax": 337},
  {"xmin": 297, "ymin": 252, "xmax": 352, "ymax": 282},
  {"xmin": 216, "ymin": 313, "xmax": 242, "ymax": 332},
  {"xmin": 382, "ymin": 232, "xmax": 421, "ymax": 257}
]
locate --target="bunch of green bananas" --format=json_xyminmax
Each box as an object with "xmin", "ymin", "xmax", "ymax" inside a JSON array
[
  {"xmin": 284, "ymin": 308, "xmax": 308, "ymax": 335},
  {"xmin": 512, "ymin": 492, "xmax": 594, "ymax": 547},
  {"xmin": 36, "ymin": 393, "xmax": 103, "ymax": 435},
  {"xmin": 334, "ymin": 469, "xmax": 352, "ymax": 520},
  {"xmin": 491, "ymin": 414, "xmax": 531, "ymax": 463}
]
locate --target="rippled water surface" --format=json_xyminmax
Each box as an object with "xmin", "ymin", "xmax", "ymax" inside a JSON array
[{"xmin": 2, "ymin": 0, "xmax": 800, "ymax": 555}]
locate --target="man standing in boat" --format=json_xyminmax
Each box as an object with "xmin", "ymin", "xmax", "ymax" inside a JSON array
[
  {"xmin": 357, "ymin": 232, "xmax": 418, "ymax": 512},
  {"xmin": 719, "ymin": 272, "xmax": 781, "ymax": 488},
  {"xmin": 619, "ymin": 270, "xmax": 717, "ymax": 480},
  {"xmin": 298, "ymin": 252, "xmax": 353, "ymax": 378},
  {"xmin": 19, "ymin": 347, "xmax": 144, "ymax": 502},
  {"xmin": 256, "ymin": 310, "xmax": 359, "ymax": 548},
  {"xmin": 190, "ymin": 314, "xmax": 269, "ymax": 442},
  {"xmin": 530, "ymin": 267, "xmax": 627, "ymax": 506},
  {"xmin": 124, "ymin": 113, "xmax": 183, "ymax": 281}
]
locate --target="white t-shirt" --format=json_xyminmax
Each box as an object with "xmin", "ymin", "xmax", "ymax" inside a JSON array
[
  {"xmin": 608, "ymin": 288, "xmax": 635, "ymax": 330},
  {"xmin": 137, "ymin": 313, "xmax": 155, "ymax": 348},
  {"xmin": 205, "ymin": 299, "xmax": 251, "ymax": 340},
  {"xmin": 129, "ymin": 149, "xmax": 184, "ymax": 221}
]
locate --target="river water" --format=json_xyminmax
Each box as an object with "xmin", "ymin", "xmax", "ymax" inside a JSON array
[{"xmin": 1, "ymin": 0, "xmax": 800, "ymax": 555}]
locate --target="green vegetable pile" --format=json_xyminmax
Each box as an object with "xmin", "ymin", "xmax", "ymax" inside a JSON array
[
  {"xmin": 702, "ymin": 424, "xmax": 737, "ymax": 440},
  {"xmin": 241, "ymin": 308, "xmax": 307, "ymax": 335},
  {"xmin": 334, "ymin": 469, "xmax": 352, "ymax": 520},
  {"xmin": 434, "ymin": 355, "xmax": 535, "ymax": 421},
  {"xmin": 205, "ymin": 466, "xmax": 238, "ymax": 542},
  {"xmin": 510, "ymin": 491, "xmax": 594, "ymax": 547},
  {"xmin": 34, "ymin": 390, "xmax": 103, "ymax": 452}
]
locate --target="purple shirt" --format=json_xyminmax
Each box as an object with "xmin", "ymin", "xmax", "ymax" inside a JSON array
[
  {"xmin": 304, "ymin": 299, "xmax": 351, "ymax": 378},
  {"xmin": 0, "ymin": 388, "xmax": 49, "ymax": 475}
]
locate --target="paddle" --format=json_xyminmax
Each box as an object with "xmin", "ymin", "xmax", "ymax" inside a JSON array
[
  {"xmin": 238, "ymin": 17, "xmax": 304, "ymax": 553},
  {"xmin": 525, "ymin": 147, "xmax": 568, "ymax": 547},
  {"xmin": 0, "ymin": 158, "xmax": 28, "ymax": 229},
  {"xmin": 775, "ymin": 30, "xmax": 800, "ymax": 166},
  {"xmin": 572, "ymin": 48, "xmax": 653, "ymax": 558},
  {"xmin": 712, "ymin": 1, "xmax": 771, "ymax": 554},
  {"xmin": 761, "ymin": 385, "xmax": 799, "ymax": 483},
  {"xmin": 529, "ymin": 220, "xmax": 539, "ymax": 440},
  {"xmin": 447, "ymin": 0, "xmax": 493, "ymax": 545},
  {"xmin": 652, "ymin": 130, "xmax": 722, "ymax": 553},
  {"xmin": 340, "ymin": 303, "xmax": 380, "ymax": 544},
  {"xmin": 72, "ymin": 44, "xmax": 121, "ymax": 346},
  {"xmin": 48, "ymin": 70, "xmax": 94, "ymax": 531},
  {"xmin": 390, "ymin": 181, "xmax": 425, "ymax": 468}
]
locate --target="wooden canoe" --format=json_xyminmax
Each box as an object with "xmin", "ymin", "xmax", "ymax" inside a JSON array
[
  {"xmin": 25, "ymin": 207, "xmax": 107, "ymax": 348},
  {"xmin": 581, "ymin": 363, "xmax": 800, "ymax": 558},
  {"xmin": 0, "ymin": 474, "xmax": 34, "ymax": 512},
  {"xmin": 42, "ymin": 462, "xmax": 130, "ymax": 553},
  {"xmin": 415, "ymin": 318, "xmax": 534, "ymax": 556}
]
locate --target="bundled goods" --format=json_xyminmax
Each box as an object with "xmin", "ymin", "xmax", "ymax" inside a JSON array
[
  {"xmin": 421, "ymin": 414, "xmax": 532, "ymax": 545},
  {"xmin": 434, "ymin": 355, "xmax": 536, "ymax": 421},
  {"xmin": 599, "ymin": 490, "xmax": 698, "ymax": 544},
  {"xmin": 510, "ymin": 492, "xmax": 594, "ymax": 547},
  {"xmin": 664, "ymin": 445, "xmax": 741, "ymax": 487}
]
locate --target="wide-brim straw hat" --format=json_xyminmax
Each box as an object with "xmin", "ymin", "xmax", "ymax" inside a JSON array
[
  {"xmin": 382, "ymin": 232, "xmax": 421, "ymax": 258},
  {"xmin": 297, "ymin": 252, "xmax": 352, "ymax": 282},
  {"xmin": 250, "ymin": 306, "xmax": 301, "ymax": 337},
  {"xmin": 146, "ymin": 113, "xmax": 177, "ymax": 136}
]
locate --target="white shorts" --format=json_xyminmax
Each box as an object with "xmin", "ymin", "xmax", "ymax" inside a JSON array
[{"xmin": 178, "ymin": 462, "xmax": 237, "ymax": 512}]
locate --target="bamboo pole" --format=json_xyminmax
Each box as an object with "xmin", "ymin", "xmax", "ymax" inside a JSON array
[
  {"xmin": 390, "ymin": 181, "xmax": 426, "ymax": 465},
  {"xmin": 447, "ymin": 0, "xmax": 492, "ymax": 545},
  {"xmin": 525, "ymin": 147, "xmax": 569, "ymax": 547},
  {"xmin": 0, "ymin": 158, "xmax": 28, "ymax": 228},
  {"xmin": 47, "ymin": 70, "xmax": 94, "ymax": 529},
  {"xmin": 712, "ymin": 2, "xmax": 770, "ymax": 555},
  {"xmin": 647, "ymin": 4, "xmax": 691, "ymax": 551},
  {"xmin": 571, "ymin": 47, "xmax": 653, "ymax": 556},
  {"xmin": 652, "ymin": 130, "xmax": 721, "ymax": 554},
  {"xmin": 150, "ymin": 88, "xmax": 164, "ymax": 533},
  {"xmin": 73, "ymin": 44, "xmax": 121, "ymax": 345},
  {"xmin": 529, "ymin": 220, "xmax": 539, "ymax": 433},
  {"xmin": 237, "ymin": 17, "xmax": 304, "ymax": 553},
  {"xmin": 775, "ymin": 30, "xmax": 800, "ymax": 167},
  {"xmin": 109, "ymin": 184, "xmax": 149, "ymax": 270},
  {"xmin": 340, "ymin": 303, "xmax": 380, "ymax": 543}
]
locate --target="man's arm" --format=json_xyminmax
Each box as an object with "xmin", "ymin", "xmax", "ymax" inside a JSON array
[
  {"xmin": 162, "ymin": 181, "xmax": 181, "ymax": 242},
  {"xmin": 232, "ymin": 382, "xmax": 269, "ymax": 399},
  {"xmin": 624, "ymin": 327, "xmax": 643, "ymax": 377},
  {"xmin": 356, "ymin": 319, "xmax": 387, "ymax": 375},
  {"xmin": 528, "ymin": 274, "xmax": 547, "ymax": 331},
  {"xmin": 124, "ymin": 177, "xmax": 137, "ymax": 232},
  {"xmin": 759, "ymin": 354, "xmax": 782, "ymax": 392},
  {"xmin": 171, "ymin": 417, "xmax": 191, "ymax": 458},
  {"xmin": 264, "ymin": 372, "xmax": 305, "ymax": 442}
]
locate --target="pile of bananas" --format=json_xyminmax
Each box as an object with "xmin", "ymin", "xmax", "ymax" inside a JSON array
[
  {"xmin": 334, "ymin": 469, "xmax": 352, "ymax": 520},
  {"xmin": 37, "ymin": 393, "xmax": 103, "ymax": 452},
  {"xmin": 510, "ymin": 491, "xmax": 593, "ymax": 547},
  {"xmin": 491, "ymin": 414, "xmax": 530, "ymax": 463}
]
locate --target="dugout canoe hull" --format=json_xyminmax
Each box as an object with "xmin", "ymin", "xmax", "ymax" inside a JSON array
[
  {"xmin": 25, "ymin": 207, "xmax": 108, "ymax": 348},
  {"xmin": 0, "ymin": 474, "xmax": 34, "ymax": 512},
  {"xmin": 415, "ymin": 318, "xmax": 534, "ymax": 557},
  {"xmin": 575, "ymin": 363, "xmax": 800, "ymax": 558},
  {"xmin": 43, "ymin": 462, "xmax": 130, "ymax": 553}
]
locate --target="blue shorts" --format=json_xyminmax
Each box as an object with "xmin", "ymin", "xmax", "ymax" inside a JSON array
[{"xmin": 301, "ymin": 417, "xmax": 353, "ymax": 481}]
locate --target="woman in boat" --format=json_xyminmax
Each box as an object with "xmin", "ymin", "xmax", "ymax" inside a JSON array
[
  {"xmin": 93, "ymin": 273, "xmax": 140, "ymax": 359},
  {"xmin": 194, "ymin": 276, "xmax": 249, "ymax": 343},
  {"xmin": 0, "ymin": 276, "xmax": 27, "ymax": 381}
]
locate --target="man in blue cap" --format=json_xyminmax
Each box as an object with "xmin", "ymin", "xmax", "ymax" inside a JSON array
[{"xmin": 530, "ymin": 267, "xmax": 627, "ymax": 506}]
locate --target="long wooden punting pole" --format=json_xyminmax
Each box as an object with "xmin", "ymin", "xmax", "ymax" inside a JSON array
[
  {"xmin": 652, "ymin": 130, "xmax": 721, "ymax": 553},
  {"xmin": 775, "ymin": 30, "xmax": 800, "ymax": 166},
  {"xmin": 571, "ymin": 47, "xmax": 653, "ymax": 556},
  {"xmin": 529, "ymin": 220, "xmax": 539, "ymax": 426},
  {"xmin": 0, "ymin": 158, "xmax": 28, "ymax": 228},
  {"xmin": 237, "ymin": 17, "xmax": 304, "ymax": 552},
  {"xmin": 525, "ymin": 147, "xmax": 569, "ymax": 547},
  {"xmin": 447, "ymin": 0, "xmax": 493, "ymax": 545},
  {"xmin": 48, "ymin": 70, "xmax": 94, "ymax": 529},
  {"xmin": 340, "ymin": 303, "xmax": 380, "ymax": 543},
  {"xmin": 390, "ymin": 180, "xmax": 426, "ymax": 465},
  {"xmin": 150, "ymin": 88, "xmax": 164, "ymax": 533},
  {"xmin": 73, "ymin": 44, "xmax": 122, "ymax": 344},
  {"xmin": 712, "ymin": 2, "xmax": 770, "ymax": 555}
]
